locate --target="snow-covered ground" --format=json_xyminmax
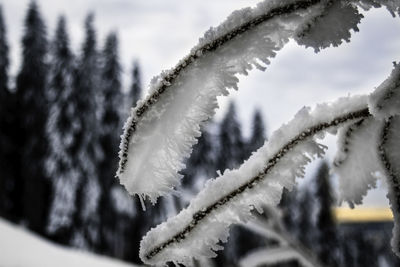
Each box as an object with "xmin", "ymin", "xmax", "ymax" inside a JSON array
[{"xmin": 0, "ymin": 218, "xmax": 139, "ymax": 267}]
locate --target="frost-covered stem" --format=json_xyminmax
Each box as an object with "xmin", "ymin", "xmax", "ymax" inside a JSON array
[
  {"xmin": 378, "ymin": 117, "xmax": 400, "ymax": 257},
  {"xmin": 144, "ymin": 108, "xmax": 370, "ymax": 260},
  {"xmin": 245, "ymin": 212, "xmax": 324, "ymax": 267},
  {"xmin": 333, "ymin": 119, "xmax": 365, "ymax": 167},
  {"xmin": 117, "ymin": 0, "xmax": 323, "ymax": 175}
]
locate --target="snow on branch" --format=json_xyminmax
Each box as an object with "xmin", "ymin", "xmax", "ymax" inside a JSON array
[
  {"xmin": 355, "ymin": 0, "xmax": 400, "ymax": 17},
  {"xmin": 330, "ymin": 62, "xmax": 400, "ymax": 257},
  {"xmin": 369, "ymin": 62, "xmax": 400, "ymax": 119},
  {"xmin": 139, "ymin": 96, "xmax": 371, "ymax": 265},
  {"xmin": 295, "ymin": 1, "xmax": 364, "ymax": 52},
  {"xmin": 116, "ymin": 0, "xmax": 331, "ymax": 203},
  {"xmin": 334, "ymin": 118, "xmax": 384, "ymax": 207},
  {"xmin": 378, "ymin": 116, "xmax": 400, "ymax": 257},
  {"xmin": 335, "ymin": 61, "xmax": 400, "ymax": 206}
]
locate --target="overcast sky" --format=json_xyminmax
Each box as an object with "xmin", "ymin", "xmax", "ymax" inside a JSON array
[{"xmin": 2, "ymin": 0, "xmax": 400, "ymax": 208}]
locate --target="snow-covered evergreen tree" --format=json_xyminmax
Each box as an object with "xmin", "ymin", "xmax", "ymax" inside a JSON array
[
  {"xmin": 296, "ymin": 183, "xmax": 314, "ymax": 250},
  {"xmin": 45, "ymin": 15, "xmax": 80, "ymax": 245},
  {"xmin": 129, "ymin": 61, "xmax": 142, "ymax": 108},
  {"xmin": 246, "ymin": 109, "xmax": 267, "ymax": 158},
  {"xmin": 15, "ymin": 0, "xmax": 51, "ymax": 236},
  {"xmin": 122, "ymin": 61, "xmax": 142, "ymax": 121},
  {"xmin": 0, "ymin": 4, "xmax": 18, "ymax": 222},
  {"xmin": 97, "ymin": 31, "xmax": 125, "ymax": 255},
  {"xmin": 217, "ymin": 102, "xmax": 245, "ymax": 173},
  {"xmin": 71, "ymin": 13, "xmax": 101, "ymax": 250}
]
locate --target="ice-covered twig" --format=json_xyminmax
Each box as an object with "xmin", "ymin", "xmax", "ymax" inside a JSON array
[
  {"xmin": 295, "ymin": 0, "xmax": 364, "ymax": 52},
  {"xmin": 140, "ymin": 96, "xmax": 371, "ymax": 265},
  {"xmin": 242, "ymin": 213, "xmax": 287, "ymax": 246},
  {"xmin": 378, "ymin": 116, "xmax": 400, "ymax": 257},
  {"xmin": 354, "ymin": 0, "xmax": 400, "ymax": 17},
  {"xmin": 239, "ymin": 247, "xmax": 315, "ymax": 267},
  {"xmin": 333, "ymin": 119, "xmax": 366, "ymax": 168},
  {"xmin": 334, "ymin": 118, "xmax": 384, "ymax": 207},
  {"xmin": 333, "ymin": 63, "xmax": 400, "ymax": 207},
  {"xmin": 368, "ymin": 62, "xmax": 400, "ymax": 119},
  {"xmin": 242, "ymin": 209, "xmax": 323, "ymax": 267},
  {"xmin": 116, "ymin": 0, "xmax": 328, "ymax": 202}
]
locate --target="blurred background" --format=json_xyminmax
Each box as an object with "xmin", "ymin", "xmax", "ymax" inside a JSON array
[{"xmin": 0, "ymin": 0, "xmax": 400, "ymax": 266}]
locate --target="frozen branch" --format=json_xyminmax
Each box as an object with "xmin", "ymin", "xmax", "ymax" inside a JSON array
[
  {"xmin": 241, "ymin": 209, "xmax": 323, "ymax": 267},
  {"xmin": 140, "ymin": 97, "xmax": 371, "ymax": 265},
  {"xmin": 378, "ymin": 116, "xmax": 400, "ymax": 257},
  {"xmin": 116, "ymin": 0, "xmax": 328, "ymax": 202},
  {"xmin": 334, "ymin": 118, "xmax": 384, "ymax": 207}
]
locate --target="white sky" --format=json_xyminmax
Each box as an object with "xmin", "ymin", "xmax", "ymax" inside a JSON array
[{"xmin": 2, "ymin": 0, "xmax": 400, "ymax": 207}]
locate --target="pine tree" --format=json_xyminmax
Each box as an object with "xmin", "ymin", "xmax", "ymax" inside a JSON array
[
  {"xmin": 45, "ymin": 16, "xmax": 80, "ymax": 245},
  {"xmin": 314, "ymin": 161, "xmax": 339, "ymax": 267},
  {"xmin": 296, "ymin": 184, "xmax": 314, "ymax": 249},
  {"xmin": 15, "ymin": 1, "xmax": 51, "ymax": 235},
  {"xmin": 97, "ymin": 32, "xmax": 124, "ymax": 255},
  {"xmin": 130, "ymin": 61, "xmax": 142, "ymax": 108},
  {"xmin": 216, "ymin": 101, "xmax": 244, "ymax": 172},
  {"xmin": 0, "ymin": 4, "xmax": 19, "ymax": 222},
  {"xmin": 71, "ymin": 13, "xmax": 101, "ymax": 250},
  {"xmin": 246, "ymin": 108, "xmax": 266, "ymax": 158},
  {"xmin": 122, "ymin": 61, "xmax": 142, "ymax": 120}
]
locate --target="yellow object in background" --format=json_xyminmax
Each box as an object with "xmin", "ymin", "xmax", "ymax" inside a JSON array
[{"xmin": 334, "ymin": 207, "xmax": 394, "ymax": 223}]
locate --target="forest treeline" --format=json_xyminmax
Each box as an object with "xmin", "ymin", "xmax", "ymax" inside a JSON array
[{"xmin": 0, "ymin": 2, "xmax": 398, "ymax": 267}]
